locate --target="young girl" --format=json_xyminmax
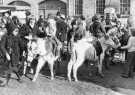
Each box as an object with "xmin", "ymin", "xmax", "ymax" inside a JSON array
[
  {"xmin": 121, "ymin": 28, "xmax": 135, "ymax": 78},
  {"xmin": 0, "ymin": 27, "xmax": 11, "ymax": 87},
  {"xmin": 0, "ymin": 26, "xmax": 23, "ymax": 87}
]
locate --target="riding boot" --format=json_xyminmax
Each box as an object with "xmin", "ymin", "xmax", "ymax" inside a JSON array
[
  {"xmin": 0, "ymin": 73, "xmax": 11, "ymax": 87},
  {"xmin": 15, "ymin": 72, "xmax": 22, "ymax": 83},
  {"xmin": 6, "ymin": 73, "xmax": 11, "ymax": 86}
]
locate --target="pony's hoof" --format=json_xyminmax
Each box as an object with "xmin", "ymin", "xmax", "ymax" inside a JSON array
[
  {"xmin": 32, "ymin": 79, "xmax": 36, "ymax": 82},
  {"xmin": 99, "ymin": 73, "xmax": 104, "ymax": 78},
  {"xmin": 68, "ymin": 79, "xmax": 72, "ymax": 82},
  {"xmin": 74, "ymin": 79, "xmax": 79, "ymax": 82},
  {"xmin": 51, "ymin": 77, "xmax": 54, "ymax": 80}
]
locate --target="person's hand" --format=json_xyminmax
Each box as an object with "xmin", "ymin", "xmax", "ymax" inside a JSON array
[
  {"xmin": 117, "ymin": 46, "xmax": 121, "ymax": 50},
  {"xmin": 104, "ymin": 34, "xmax": 109, "ymax": 40},
  {"xmin": 23, "ymin": 51, "xmax": 26, "ymax": 57},
  {"xmin": 120, "ymin": 47, "xmax": 124, "ymax": 49},
  {"xmin": 6, "ymin": 53, "xmax": 10, "ymax": 61}
]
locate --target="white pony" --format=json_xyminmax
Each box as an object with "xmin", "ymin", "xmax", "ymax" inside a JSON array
[
  {"xmin": 67, "ymin": 33, "xmax": 119, "ymax": 82},
  {"xmin": 24, "ymin": 34, "xmax": 61, "ymax": 82}
]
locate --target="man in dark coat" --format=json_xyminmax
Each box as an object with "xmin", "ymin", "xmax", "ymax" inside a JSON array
[
  {"xmin": 19, "ymin": 16, "xmax": 39, "ymax": 54},
  {"xmin": 0, "ymin": 28, "xmax": 11, "ymax": 87},
  {"xmin": 2, "ymin": 11, "xmax": 15, "ymax": 36},
  {"xmin": 56, "ymin": 15, "xmax": 68, "ymax": 43},
  {"xmin": 5, "ymin": 26, "xmax": 23, "ymax": 84},
  {"xmin": 89, "ymin": 14, "xmax": 107, "ymax": 57},
  {"xmin": 90, "ymin": 14, "xmax": 106, "ymax": 39}
]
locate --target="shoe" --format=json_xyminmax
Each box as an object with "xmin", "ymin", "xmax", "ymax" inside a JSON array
[
  {"xmin": 17, "ymin": 79, "xmax": 23, "ymax": 83},
  {"xmin": 0, "ymin": 84, "xmax": 6, "ymax": 87},
  {"xmin": 129, "ymin": 74, "xmax": 134, "ymax": 79},
  {"xmin": 0, "ymin": 82, "xmax": 7, "ymax": 87},
  {"xmin": 121, "ymin": 74, "xmax": 129, "ymax": 78}
]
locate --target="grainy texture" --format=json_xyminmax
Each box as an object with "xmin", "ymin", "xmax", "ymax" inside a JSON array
[{"xmin": 0, "ymin": 64, "xmax": 133, "ymax": 95}]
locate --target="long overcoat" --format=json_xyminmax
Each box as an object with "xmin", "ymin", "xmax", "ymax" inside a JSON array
[
  {"xmin": 4, "ymin": 34, "xmax": 23, "ymax": 72},
  {"xmin": 56, "ymin": 19, "xmax": 68, "ymax": 42}
]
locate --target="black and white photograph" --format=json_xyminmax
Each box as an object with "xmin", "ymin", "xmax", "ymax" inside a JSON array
[{"xmin": 0, "ymin": 0, "xmax": 134, "ymax": 95}]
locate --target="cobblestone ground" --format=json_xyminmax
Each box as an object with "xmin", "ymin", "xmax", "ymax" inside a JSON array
[
  {"xmin": 0, "ymin": 63, "xmax": 134, "ymax": 95},
  {"xmin": 0, "ymin": 74, "xmax": 122, "ymax": 95}
]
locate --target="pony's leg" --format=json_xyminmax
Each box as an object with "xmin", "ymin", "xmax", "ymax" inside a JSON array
[
  {"xmin": 73, "ymin": 59, "xmax": 84, "ymax": 82},
  {"xmin": 32, "ymin": 57, "xmax": 45, "ymax": 82},
  {"xmin": 23, "ymin": 61, "xmax": 28, "ymax": 75},
  {"xmin": 98, "ymin": 55, "xmax": 104, "ymax": 77},
  {"xmin": 67, "ymin": 59, "xmax": 74, "ymax": 82},
  {"xmin": 48, "ymin": 59, "xmax": 55, "ymax": 80}
]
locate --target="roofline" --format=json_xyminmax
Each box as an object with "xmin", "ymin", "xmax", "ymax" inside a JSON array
[{"xmin": 0, "ymin": 5, "xmax": 16, "ymax": 10}]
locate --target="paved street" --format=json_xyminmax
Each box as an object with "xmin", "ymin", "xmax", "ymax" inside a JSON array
[
  {"xmin": 0, "ymin": 74, "xmax": 122, "ymax": 95},
  {"xmin": 0, "ymin": 63, "xmax": 135, "ymax": 95}
]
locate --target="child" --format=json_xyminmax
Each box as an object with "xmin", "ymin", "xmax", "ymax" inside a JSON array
[
  {"xmin": 1, "ymin": 26, "xmax": 23, "ymax": 86},
  {"xmin": 121, "ymin": 28, "xmax": 135, "ymax": 78}
]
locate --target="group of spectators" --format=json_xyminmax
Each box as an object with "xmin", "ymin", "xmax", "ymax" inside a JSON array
[{"xmin": 0, "ymin": 9, "xmax": 134, "ymax": 87}]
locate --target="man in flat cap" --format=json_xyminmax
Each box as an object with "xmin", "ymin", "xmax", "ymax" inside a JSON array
[{"xmin": 90, "ymin": 14, "xmax": 107, "ymax": 39}]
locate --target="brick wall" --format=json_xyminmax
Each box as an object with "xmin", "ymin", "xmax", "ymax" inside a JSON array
[
  {"xmin": 3, "ymin": 0, "xmax": 67, "ymax": 19},
  {"xmin": 3, "ymin": 0, "xmax": 40, "ymax": 19},
  {"xmin": 68, "ymin": 0, "xmax": 74, "ymax": 16},
  {"xmin": 130, "ymin": 0, "xmax": 135, "ymax": 16},
  {"xmin": 83, "ymin": 0, "xmax": 96, "ymax": 18},
  {"xmin": 105, "ymin": 0, "xmax": 120, "ymax": 14}
]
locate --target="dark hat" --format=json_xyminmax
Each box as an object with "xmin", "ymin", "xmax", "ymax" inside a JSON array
[
  {"xmin": 25, "ymin": 10, "xmax": 31, "ymax": 16},
  {"xmin": 80, "ymin": 15, "xmax": 85, "ymax": 20},
  {"xmin": 2, "ymin": 10, "xmax": 11, "ymax": 16},
  {"xmin": 92, "ymin": 14, "xmax": 101, "ymax": 22},
  {"xmin": 56, "ymin": 11, "xmax": 61, "ymax": 16},
  {"xmin": 7, "ymin": 10, "xmax": 11, "ymax": 15}
]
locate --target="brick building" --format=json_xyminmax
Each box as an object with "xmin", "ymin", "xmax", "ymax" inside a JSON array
[
  {"xmin": 2, "ymin": 0, "xmax": 67, "ymax": 19},
  {"xmin": 69, "ymin": 0, "xmax": 132, "ymax": 18},
  {"xmin": 0, "ymin": 0, "xmax": 135, "ymax": 19}
]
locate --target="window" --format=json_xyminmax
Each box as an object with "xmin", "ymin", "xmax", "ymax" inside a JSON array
[
  {"xmin": 75, "ymin": 0, "xmax": 83, "ymax": 16},
  {"xmin": 39, "ymin": 0, "xmax": 66, "ymax": 18},
  {"xmin": 120, "ymin": 0, "xmax": 130, "ymax": 16},
  {"xmin": 0, "ymin": 0, "xmax": 3, "ymax": 5},
  {"xmin": 8, "ymin": 1, "xmax": 30, "ymax": 6},
  {"xmin": 96, "ymin": 0, "xmax": 105, "ymax": 15}
]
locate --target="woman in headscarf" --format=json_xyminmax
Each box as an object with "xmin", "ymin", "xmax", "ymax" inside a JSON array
[
  {"xmin": 1, "ymin": 26, "xmax": 24, "ymax": 87},
  {"xmin": 0, "ymin": 26, "xmax": 11, "ymax": 87}
]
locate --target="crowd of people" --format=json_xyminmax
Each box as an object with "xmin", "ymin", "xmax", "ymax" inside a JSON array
[{"xmin": 0, "ymin": 10, "xmax": 134, "ymax": 87}]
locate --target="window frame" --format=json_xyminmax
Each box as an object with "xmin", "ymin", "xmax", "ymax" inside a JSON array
[
  {"xmin": 120, "ymin": 0, "xmax": 130, "ymax": 18},
  {"xmin": 75, "ymin": 0, "xmax": 83, "ymax": 16},
  {"xmin": 96, "ymin": 0, "xmax": 105, "ymax": 15}
]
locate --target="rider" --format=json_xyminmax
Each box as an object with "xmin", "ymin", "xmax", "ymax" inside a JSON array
[
  {"xmin": 46, "ymin": 14, "xmax": 62, "ymax": 56},
  {"xmin": 89, "ymin": 14, "xmax": 107, "ymax": 56},
  {"xmin": 90, "ymin": 14, "xmax": 107, "ymax": 39}
]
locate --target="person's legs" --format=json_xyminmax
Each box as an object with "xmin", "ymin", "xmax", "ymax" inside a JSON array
[
  {"xmin": 122, "ymin": 52, "xmax": 134, "ymax": 78},
  {"xmin": 128, "ymin": 52, "xmax": 135, "ymax": 78},
  {"xmin": 5, "ymin": 73, "xmax": 11, "ymax": 85},
  {"xmin": 0, "ymin": 69, "xmax": 12, "ymax": 87}
]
